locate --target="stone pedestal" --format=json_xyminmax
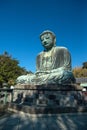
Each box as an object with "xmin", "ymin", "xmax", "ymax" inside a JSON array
[{"xmin": 12, "ymin": 83, "xmax": 82, "ymax": 107}]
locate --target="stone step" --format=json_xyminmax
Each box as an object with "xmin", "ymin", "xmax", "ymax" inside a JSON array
[{"xmin": 7, "ymin": 103, "xmax": 87, "ymax": 114}]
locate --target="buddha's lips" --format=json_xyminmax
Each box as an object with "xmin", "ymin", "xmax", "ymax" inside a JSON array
[{"xmin": 43, "ymin": 43, "xmax": 49, "ymax": 46}]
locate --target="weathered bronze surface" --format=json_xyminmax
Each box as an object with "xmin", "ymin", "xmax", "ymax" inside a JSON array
[{"xmin": 17, "ymin": 30, "xmax": 75, "ymax": 85}]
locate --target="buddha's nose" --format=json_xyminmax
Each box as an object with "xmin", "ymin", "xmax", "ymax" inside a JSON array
[{"xmin": 43, "ymin": 38, "xmax": 47, "ymax": 43}]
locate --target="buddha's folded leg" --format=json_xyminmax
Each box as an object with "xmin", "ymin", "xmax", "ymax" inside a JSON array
[
  {"xmin": 28, "ymin": 74, "xmax": 49, "ymax": 85},
  {"xmin": 59, "ymin": 71, "xmax": 76, "ymax": 84},
  {"xmin": 27, "ymin": 72, "xmax": 64, "ymax": 85},
  {"xmin": 59, "ymin": 71, "xmax": 75, "ymax": 84},
  {"xmin": 46, "ymin": 71, "xmax": 75, "ymax": 84},
  {"xmin": 16, "ymin": 75, "xmax": 29, "ymax": 84},
  {"xmin": 16, "ymin": 74, "xmax": 36, "ymax": 84},
  {"xmin": 17, "ymin": 70, "xmax": 75, "ymax": 85},
  {"xmin": 26, "ymin": 74, "xmax": 36, "ymax": 85}
]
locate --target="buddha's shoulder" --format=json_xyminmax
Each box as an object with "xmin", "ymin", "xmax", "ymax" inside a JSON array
[
  {"xmin": 54, "ymin": 46, "xmax": 69, "ymax": 52},
  {"xmin": 55, "ymin": 46, "xmax": 68, "ymax": 50},
  {"xmin": 37, "ymin": 51, "xmax": 44, "ymax": 57}
]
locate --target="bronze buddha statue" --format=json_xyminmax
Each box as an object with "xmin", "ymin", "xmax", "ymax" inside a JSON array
[{"xmin": 17, "ymin": 30, "xmax": 75, "ymax": 85}]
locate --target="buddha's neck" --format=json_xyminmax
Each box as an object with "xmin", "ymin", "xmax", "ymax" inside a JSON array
[{"xmin": 45, "ymin": 46, "xmax": 54, "ymax": 52}]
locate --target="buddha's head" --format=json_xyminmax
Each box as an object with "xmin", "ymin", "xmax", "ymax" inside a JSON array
[{"xmin": 40, "ymin": 30, "xmax": 56, "ymax": 50}]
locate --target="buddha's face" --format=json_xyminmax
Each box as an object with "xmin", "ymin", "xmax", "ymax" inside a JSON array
[{"xmin": 40, "ymin": 33, "xmax": 54, "ymax": 50}]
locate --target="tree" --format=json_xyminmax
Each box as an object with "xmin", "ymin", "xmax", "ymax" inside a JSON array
[
  {"xmin": 73, "ymin": 67, "xmax": 82, "ymax": 78},
  {"xmin": 73, "ymin": 62, "xmax": 87, "ymax": 78},
  {"xmin": 82, "ymin": 62, "xmax": 87, "ymax": 69},
  {"xmin": 0, "ymin": 52, "xmax": 30, "ymax": 87}
]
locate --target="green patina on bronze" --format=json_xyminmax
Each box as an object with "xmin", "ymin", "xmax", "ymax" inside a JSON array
[{"xmin": 17, "ymin": 30, "xmax": 75, "ymax": 85}]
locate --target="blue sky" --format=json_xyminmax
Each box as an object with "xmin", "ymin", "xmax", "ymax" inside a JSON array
[{"xmin": 0, "ymin": 0, "xmax": 87, "ymax": 72}]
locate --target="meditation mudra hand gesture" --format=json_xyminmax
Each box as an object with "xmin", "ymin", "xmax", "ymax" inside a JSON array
[{"xmin": 17, "ymin": 30, "xmax": 75, "ymax": 85}]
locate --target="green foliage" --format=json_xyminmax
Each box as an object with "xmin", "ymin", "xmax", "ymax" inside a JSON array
[{"xmin": 0, "ymin": 52, "xmax": 29, "ymax": 87}]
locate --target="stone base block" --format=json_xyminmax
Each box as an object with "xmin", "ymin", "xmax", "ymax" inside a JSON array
[{"xmin": 13, "ymin": 84, "xmax": 83, "ymax": 107}]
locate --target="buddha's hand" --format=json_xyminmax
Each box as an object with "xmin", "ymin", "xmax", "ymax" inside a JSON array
[
  {"xmin": 35, "ymin": 70, "xmax": 50, "ymax": 75},
  {"xmin": 35, "ymin": 71, "xmax": 42, "ymax": 75}
]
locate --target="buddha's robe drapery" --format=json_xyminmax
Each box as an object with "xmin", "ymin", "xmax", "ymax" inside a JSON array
[{"xmin": 17, "ymin": 46, "xmax": 75, "ymax": 85}]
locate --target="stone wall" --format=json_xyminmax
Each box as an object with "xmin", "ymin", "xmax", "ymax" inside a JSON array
[{"xmin": 13, "ymin": 84, "xmax": 83, "ymax": 107}]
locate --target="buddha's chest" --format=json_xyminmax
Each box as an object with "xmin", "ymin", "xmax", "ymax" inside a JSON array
[{"xmin": 41, "ymin": 52, "xmax": 53, "ymax": 70}]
